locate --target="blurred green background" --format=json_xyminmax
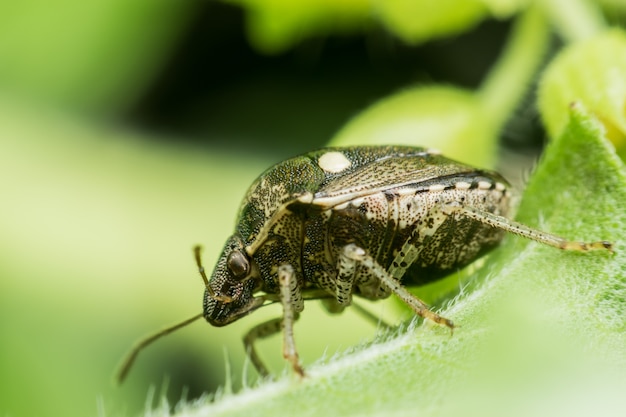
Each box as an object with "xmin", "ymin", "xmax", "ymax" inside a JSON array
[{"xmin": 1, "ymin": 1, "xmax": 622, "ymax": 416}]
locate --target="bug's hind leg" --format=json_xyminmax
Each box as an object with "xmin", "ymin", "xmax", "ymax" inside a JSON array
[
  {"xmin": 243, "ymin": 264, "xmax": 305, "ymax": 377},
  {"xmin": 341, "ymin": 244, "xmax": 455, "ymax": 331},
  {"xmin": 449, "ymin": 203, "xmax": 613, "ymax": 253}
]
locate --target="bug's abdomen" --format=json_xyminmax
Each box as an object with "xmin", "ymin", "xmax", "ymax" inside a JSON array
[
  {"xmin": 321, "ymin": 179, "xmax": 511, "ymax": 294},
  {"xmin": 400, "ymin": 213, "xmax": 504, "ymax": 285},
  {"xmin": 301, "ymin": 172, "xmax": 512, "ymax": 300},
  {"xmin": 390, "ymin": 183, "xmax": 511, "ymax": 286}
]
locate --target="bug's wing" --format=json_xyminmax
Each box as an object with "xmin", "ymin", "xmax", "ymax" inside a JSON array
[{"xmin": 312, "ymin": 147, "xmax": 482, "ymax": 208}]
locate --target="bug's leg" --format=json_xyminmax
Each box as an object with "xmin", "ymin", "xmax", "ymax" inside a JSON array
[
  {"xmin": 278, "ymin": 264, "xmax": 305, "ymax": 376},
  {"xmin": 335, "ymin": 244, "xmax": 359, "ymax": 306},
  {"xmin": 334, "ymin": 248, "xmax": 394, "ymax": 329},
  {"xmin": 342, "ymin": 244, "xmax": 455, "ymax": 330},
  {"xmin": 448, "ymin": 203, "xmax": 613, "ymax": 253},
  {"xmin": 386, "ymin": 200, "xmax": 458, "ymax": 283},
  {"xmin": 243, "ymin": 318, "xmax": 283, "ymax": 378},
  {"xmin": 243, "ymin": 265, "xmax": 305, "ymax": 377}
]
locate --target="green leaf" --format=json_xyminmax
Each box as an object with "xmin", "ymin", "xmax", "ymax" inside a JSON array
[
  {"xmin": 223, "ymin": 0, "xmax": 371, "ymax": 54},
  {"xmin": 538, "ymin": 29, "xmax": 626, "ymax": 155},
  {"xmin": 329, "ymin": 6, "xmax": 550, "ymax": 170},
  {"xmin": 0, "ymin": 0, "xmax": 195, "ymax": 115},
  {"xmin": 225, "ymin": 0, "xmax": 529, "ymax": 53},
  {"xmin": 169, "ymin": 96, "xmax": 626, "ymax": 417},
  {"xmin": 329, "ymin": 85, "xmax": 498, "ymax": 168},
  {"xmin": 479, "ymin": 0, "xmax": 530, "ymax": 17},
  {"xmin": 373, "ymin": 0, "xmax": 488, "ymax": 44},
  {"xmin": 596, "ymin": 0, "xmax": 626, "ymax": 15}
]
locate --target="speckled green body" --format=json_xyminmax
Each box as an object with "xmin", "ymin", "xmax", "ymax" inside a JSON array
[{"xmin": 204, "ymin": 146, "xmax": 511, "ymax": 326}]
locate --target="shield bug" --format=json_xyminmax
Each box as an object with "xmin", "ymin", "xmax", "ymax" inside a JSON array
[{"xmin": 117, "ymin": 145, "xmax": 612, "ymax": 381}]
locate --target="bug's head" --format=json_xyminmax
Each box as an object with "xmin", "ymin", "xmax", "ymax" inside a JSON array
[{"xmin": 202, "ymin": 235, "xmax": 264, "ymax": 327}]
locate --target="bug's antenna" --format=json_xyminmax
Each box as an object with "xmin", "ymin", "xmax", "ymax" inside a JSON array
[
  {"xmin": 194, "ymin": 245, "xmax": 232, "ymax": 303},
  {"xmin": 116, "ymin": 313, "xmax": 204, "ymax": 384},
  {"xmin": 193, "ymin": 245, "xmax": 212, "ymax": 289}
]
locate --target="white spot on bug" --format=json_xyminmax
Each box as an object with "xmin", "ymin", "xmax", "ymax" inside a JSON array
[
  {"xmin": 318, "ymin": 151, "xmax": 351, "ymax": 173},
  {"xmin": 427, "ymin": 148, "xmax": 442, "ymax": 155},
  {"xmin": 351, "ymin": 197, "xmax": 365, "ymax": 207},
  {"xmin": 429, "ymin": 184, "xmax": 445, "ymax": 192},
  {"xmin": 297, "ymin": 192, "xmax": 314, "ymax": 204},
  {"xmin": 495, "ymin": 182, "xmax": 506, "ymax": 191},
  {"xmin": 478, "ymin": 181, "xmax": 491, "ymax": 190},
  {"xmin": 455, "ymin": 181, "xmax": 471, "ymax": 190},
  {"xmin": 396, "ymin": 187, "xmax": 415, "ymax": 196}
]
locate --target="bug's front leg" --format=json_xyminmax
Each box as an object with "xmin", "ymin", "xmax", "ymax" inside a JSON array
[
  {"xmin": 340, "ymin": 244, "xmax": 455, "ymax": 330},
  {"xmin": 242, "ymin": 264, "xmax": 304, "ymax": 377},
  {"xmin": 243, "ymin": 317, "xmax": 282, "ymax": 378},
  {"xmin": 278, "ymin": 264, "xmax": 305, "ymax": 376}
]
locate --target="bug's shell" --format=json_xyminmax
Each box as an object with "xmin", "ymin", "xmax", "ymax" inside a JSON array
[
  {"xmin": 115, "ymin": 144, "xmax": 612, "ymax": 383},
  {"xmin": 204, "ymin": 146, "xmax": 511, "ymax": 325}
]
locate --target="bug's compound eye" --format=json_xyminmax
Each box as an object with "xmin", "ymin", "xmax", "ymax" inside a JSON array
[{"xmin": 227, "ymin": 250, "xmax": 250, "ymax": 280}]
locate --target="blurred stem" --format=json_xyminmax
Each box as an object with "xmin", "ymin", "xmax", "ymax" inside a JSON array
[
  {"xmin": 539, "ymin": 0, "xmax": 607, "ymax": 42},
  {"xmin": 478, "ymin": 5, "xmax": 549, "ymax": 132}
]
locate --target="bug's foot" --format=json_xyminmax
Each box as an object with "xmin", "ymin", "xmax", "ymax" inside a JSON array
[
  {"xmin": 292, "ymin": 362, "xmax": 306, "ymax": 378},
  {"xmin": 560, "ymin": 240, "xmax": 614, "ymax": 253},
  {"xmin": 422, "ymin": 310, "xmax": 455, "ymax": 335},
  {"xmin": 285, "ymin": 354, "xmax": 306, "ymax": 378}
]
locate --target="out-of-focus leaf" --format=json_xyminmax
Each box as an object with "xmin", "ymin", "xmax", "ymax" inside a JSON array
[
  {"xmin": 538, "ymin": 29, "xmax": 626, "ymax": 156},
  {"xmin": 0, "ymin": 0, "xmax": 196, "ymax": 114},
  {"xmin": 224, "ymin": 0, "xmax": 371, "ymax": 54},
  {"xmin": 479, "ymin": 0, "xmax": 530, "ymax": 17},
  {"xmin": 226, "ymin": 0, "xmax": 529, "ymax": 53},
  {"xmin": 330, "ymin": 85, "xmax": 498, "ymax": 168},
  {"xmin": 373, "ymin": 0, "xmax": 488, "ymax": 44},
  {"xmin": 597, "ymin": 0, "xmax": 626, "ymax": 13}
]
